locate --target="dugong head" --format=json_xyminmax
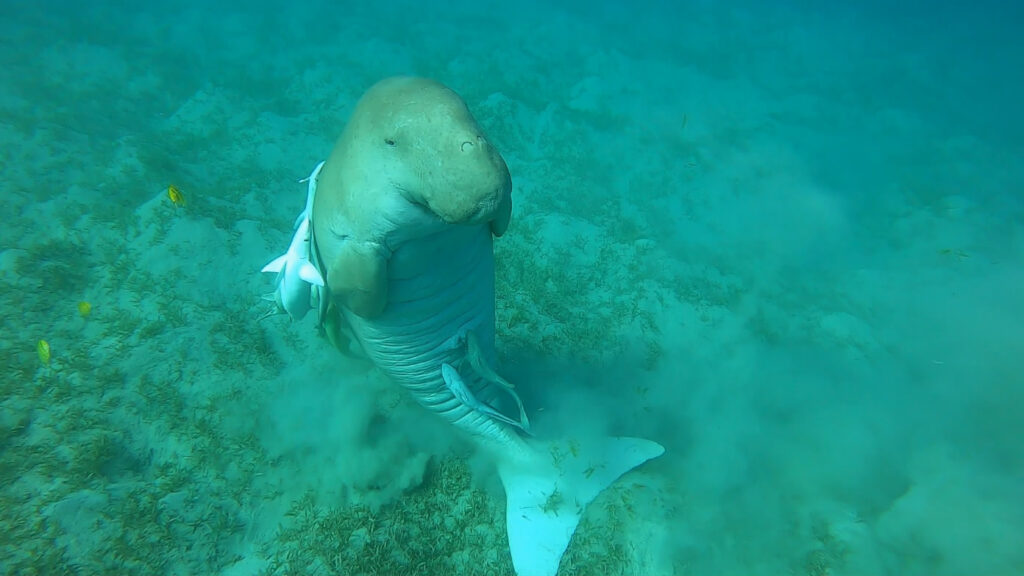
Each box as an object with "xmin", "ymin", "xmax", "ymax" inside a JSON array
[{"xmin": 313, "ymin": 77, "xmax": 512, "ymax": 317}]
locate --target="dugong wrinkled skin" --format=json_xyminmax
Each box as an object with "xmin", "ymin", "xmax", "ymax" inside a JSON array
[{"xmin": 306, "ymin": 77, "xmax": 663, "ymax": 576}]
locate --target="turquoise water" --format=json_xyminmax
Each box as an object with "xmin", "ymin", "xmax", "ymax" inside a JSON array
[{"xmin": 2, "ymin": 1, "xmax": 1022, "ymax": 574}]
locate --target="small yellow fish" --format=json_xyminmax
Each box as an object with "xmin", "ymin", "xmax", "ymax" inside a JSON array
[
  {"xmin": 167, "ymin": 184, "xmax": 186, "ymax": 207},
  {"xmin": 77, "ymin": 301, "xmax": 92, "ymax": 318},
  {"xmin": 37, "ymin": 339, "xmax": 51, "ymax": 365}
]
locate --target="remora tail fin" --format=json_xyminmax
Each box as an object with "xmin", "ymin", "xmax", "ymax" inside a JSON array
[{"xmin": 498, "ymin": 436, "xmax": 664, "ymax": 576}]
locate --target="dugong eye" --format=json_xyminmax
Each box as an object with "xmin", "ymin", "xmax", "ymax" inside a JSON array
[{"xmin": 384, "ymin": 138, "xmax": 396, "ymax": 146}]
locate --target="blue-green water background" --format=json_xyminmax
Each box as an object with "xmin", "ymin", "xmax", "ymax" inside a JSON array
[{"xmin": 1, "ymin": 1, "xmax": 1022, "ymax": 575}]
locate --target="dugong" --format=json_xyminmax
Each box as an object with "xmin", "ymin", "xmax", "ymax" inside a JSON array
[{"xmin": 288, "ymin": 77, "xmax": 663, "ymax": 576}]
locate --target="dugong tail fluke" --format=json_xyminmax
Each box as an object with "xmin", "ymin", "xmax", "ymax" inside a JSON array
[
  {"xmin": 262, "ymin": 76, "xmax": 664, "ymax": 576},
  {"xmin": 500, "ymin": 436, "xmax": 665, "ymax": 576}
]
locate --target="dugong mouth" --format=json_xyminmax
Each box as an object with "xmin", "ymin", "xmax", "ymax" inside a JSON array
[{"xmin": 416, "ymin": 186, "xmax": 505, "ymax": 226}]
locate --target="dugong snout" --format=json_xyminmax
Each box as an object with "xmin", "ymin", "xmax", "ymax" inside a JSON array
[{"xmin": 422, "ymin": 130, "xmax": 511, "ymax": 229}]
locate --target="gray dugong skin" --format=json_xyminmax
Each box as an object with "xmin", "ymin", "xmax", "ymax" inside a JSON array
[{"xmin": 312, "ymin": 76, "xmax": 522, "ymax": 453}]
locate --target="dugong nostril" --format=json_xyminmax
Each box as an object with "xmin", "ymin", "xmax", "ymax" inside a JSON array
[{"xmin": 460, "ymin": 140, "xmax": 474, "ymax": 152}]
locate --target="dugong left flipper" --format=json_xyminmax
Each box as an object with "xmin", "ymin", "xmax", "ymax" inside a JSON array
[{"xmin": 304, "ymin": 77, "xmax": 663, "ymax": 576}]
